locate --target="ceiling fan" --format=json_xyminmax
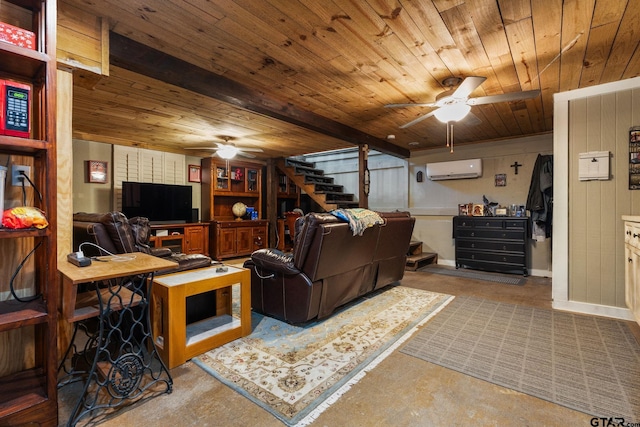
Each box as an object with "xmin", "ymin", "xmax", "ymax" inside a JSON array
[
  {"xmin": 385, "ymin": 76, "xmax": 540, "ymax": 151},
  {"xmin": 186, "ymin": 136, "xmax": 264, "ymax": 159}
]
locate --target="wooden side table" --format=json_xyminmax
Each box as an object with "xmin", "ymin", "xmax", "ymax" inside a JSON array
[{"xmin": 150, "ymin": 266, "xmax": 251, "ymax": 369}]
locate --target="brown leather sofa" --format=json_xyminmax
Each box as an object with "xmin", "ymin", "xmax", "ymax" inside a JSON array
[
  {"xmin": 244, "ymin": 211, "xmax": 415, "ymax": 323},
  {"xmin": 72, "ymin": 211, "xmax": 212, "ymax": 273}
]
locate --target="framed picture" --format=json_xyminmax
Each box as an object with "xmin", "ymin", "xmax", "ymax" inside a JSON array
[
  {"xmin": 472, "ymin": 204, "xmax": 484, "ymax": 216},
  {"xmin": 86, "ymin": 160, "xmax": 108, "ymax": 183},
  {"xmin": 495, "ymin": 173, "xmax": 506, "ymax": 187},
  {"xmin": 458, "ymin": 204, "xmax": 469, "ymax": 216},
  {"xmin": 188, "ymin": 165, "xmax": 201, "ymax": 183}
]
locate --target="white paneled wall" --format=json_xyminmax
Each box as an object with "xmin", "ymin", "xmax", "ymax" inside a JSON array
[
  {"xmin": 113, "ymin": 145, "xmax": 186, "ymax": 211},
  {"xmin": 302, "ymin": 148, "xmax": 409, "ymax": 210}
]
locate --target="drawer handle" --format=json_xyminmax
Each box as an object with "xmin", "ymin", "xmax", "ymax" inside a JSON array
[
  {"xmin": 502, "ymin": 233, "xmax": 507, "ymax": 238},
  {"xmin": 485, "ymin": 222, "xmax": 490, "ymax": 226},
  {"xmin": 628, "ymin": 230, "xmax": 632, "ymax": 235},
  {"xmin": 470, "ymin": 232, "xmax": 475, "ymax": 237},
  {"xmin": 630, "ymin": 258, "xmax": 634, "ymax": 263},
  {"xmin": 634, "ymin": 233, "xmax": 640, "ymax": 238},
  {"xmin": 503, "ymin": 257, "xmax": 507, "ymax": 262},
  {"xmin": 471, "ymin": 243, "xmax": 475, "ymax": 248},
  {"xmin": 503, "ymin": 245, "xmax": 507, "ymax": 250}
]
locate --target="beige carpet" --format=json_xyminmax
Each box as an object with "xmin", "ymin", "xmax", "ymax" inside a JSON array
[
  {"xmin": 401, "ymin": 296, "xmax": 640, "ymax": 421},
  {"xmin": 194, "ymin": 286, "xmax": 453, "ymax": 426}
]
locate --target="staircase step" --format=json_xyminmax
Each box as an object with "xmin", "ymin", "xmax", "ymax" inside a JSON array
[
  {"xmin": 303, "ymin": 174, "xmax": 334, "ymax": 184},
  {"xmin": 318, "ymin": 192, "xmax": 355, "ymax": 201},
  {"xmin": 313, "ymin": 183, "xmax": 344, "ymax": 192},
  {"xmin": 408, "ymin": 241, "xmax": 423, "ymax": 255},
  {"xmin": 285, "ymin": 158, "xmax": 315, "ymax": 169},
  {"xmin": 293, "ymin": 165, "xmax": 324, "ymax": 176},
  {"xmin": 405, "ymin": 252, "xmax": 438, "ymax": 271}
]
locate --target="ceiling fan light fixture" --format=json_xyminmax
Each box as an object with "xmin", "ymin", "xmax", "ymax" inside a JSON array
[
  {"xmin": 433, "ymin": 103, "xmax": 471, "ymax": 123},
  {"xmin": 217, "ymin": 145, "xmax": 239, "ymax": 159}
]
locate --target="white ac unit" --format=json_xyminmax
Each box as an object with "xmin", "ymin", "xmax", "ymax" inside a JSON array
[{"xmin": 426, "ymin": 159, "xmax": 482, "ymax": 181}]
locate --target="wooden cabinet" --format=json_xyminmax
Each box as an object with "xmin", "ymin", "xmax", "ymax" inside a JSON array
[
  {"xmin": 623, "ymin": 216, "xmax": 640, "ymax": 325},
  {"xmin": 453, "ymin": 216, "xmax": 529, "ymax": 276},
  {"xmin": 201, "ymin": 158, "xmax": 263, "ymax": 221},
  {"xmin": 0, "ymin": 1, "xmax": 58, "ymax": 425},
  {"xmin": 184, "ymin": 224, "xmax": 208, "ymax": 254},
  {"xmin": 211, "ymin": 220, "xmax": 268, "ymax": 260},
  {"xmin": 201, "ymin": 158, "xmax": 266, "ymax": 259},
  {"xmin": 150, "ymin": 223, "xmax": 210, "ymax": 256}
]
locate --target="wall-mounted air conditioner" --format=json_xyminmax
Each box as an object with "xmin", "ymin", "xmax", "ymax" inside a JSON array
[{"xmin": 426, "ymin": 159, "xmax": 482, "ymax": 181}]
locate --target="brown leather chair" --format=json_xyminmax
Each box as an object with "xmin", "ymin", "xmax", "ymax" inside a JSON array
[{"xmin": 73, "ymin": 211, "xmax": 212, "ymax": 273}]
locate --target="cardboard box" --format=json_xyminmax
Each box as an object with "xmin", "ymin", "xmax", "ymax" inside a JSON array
[{"xmin": 0, "ymin": 22, "xmax": 35, "ymax": 50}]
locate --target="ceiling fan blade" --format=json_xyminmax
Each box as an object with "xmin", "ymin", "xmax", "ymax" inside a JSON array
[
  {"xmin": 238, "ymin": 147, "xmax": 264, "ymax": 152},
  {"xmin": 467, "ymin": 89, "xmax": 540, "ymax": 106},
  {"xmin": 237, "ymin": 151, "xmax": 256, "ymax": 158},
  {"xmin": 452, "ymin": 76, "xmax": 486, "ymax": 98},
  {"xmin": 185, "ymin": 147, "xmax": 218, "ymax": 150},
  {"xmin": 399, "ymin": 110, "xmax": 437, "ymax": 129},
  {"xmin": 384, "ymin": 102, "xmax": 436, "ymax": 108}
]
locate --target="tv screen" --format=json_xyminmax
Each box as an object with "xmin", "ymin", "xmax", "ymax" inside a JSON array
[{"xmin": 121, "ymin": 181, "xmax": 193, "ymax": 224}]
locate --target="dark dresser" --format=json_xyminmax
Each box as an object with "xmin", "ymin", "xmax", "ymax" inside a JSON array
[{"xmin": 453, "ymin": 216, "xmax": 529, "ymax": 276}]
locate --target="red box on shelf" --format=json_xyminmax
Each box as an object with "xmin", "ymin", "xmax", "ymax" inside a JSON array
[{"xmin": 0, "ymin": 22, "xmax": 35, "ymax": 50}]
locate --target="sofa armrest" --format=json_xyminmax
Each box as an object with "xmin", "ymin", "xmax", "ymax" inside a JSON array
[
  {"xmin": 150, "ymin": 246, "xmax": 173, "ymax": 257},
  {"xmin": 250, "ymin": 249, "xmax": 300, "ymax": 275}
]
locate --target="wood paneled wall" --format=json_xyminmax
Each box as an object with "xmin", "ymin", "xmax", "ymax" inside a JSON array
[{"xmin": 568, "ymin": 88, "xmax": 640, "ymax": 308}]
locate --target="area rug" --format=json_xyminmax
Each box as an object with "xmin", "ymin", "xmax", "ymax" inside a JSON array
[
  {"xmin": 419, "ymin": 266, "xmax": 526, "ymax": 285},
  {"xmin": 193, "ymin": 286, "xmax": 453, "ymax": 426},
  {"xmin": 401, "ymin": 296, "xmax": 640, "ymax": 420}
]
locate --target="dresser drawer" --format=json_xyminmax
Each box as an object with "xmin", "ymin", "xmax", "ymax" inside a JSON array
[
  {"xmin": 456, "ymin": 239, "xmax": 525, "ymax": 253},
  {"xmin": 456, "ymin": 249, "xmax": 525, "ymax": 266},
  {"xmin": 456, "ymin": 228, "xmax": 525, "ymax": 241}
]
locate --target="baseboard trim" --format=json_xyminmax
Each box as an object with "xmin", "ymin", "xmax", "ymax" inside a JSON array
[
  {"xmin": 552, "ymin": 300, "xmax": 635, "ymax": 321},
  {"xmin": 435, "ymin": 260, "xmax": 551, "ymax": 278}
]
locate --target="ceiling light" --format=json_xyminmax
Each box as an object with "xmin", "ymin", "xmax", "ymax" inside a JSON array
[
  {"xmin": 217, "ymin": 145, "xmax": 239, "ymax": 159},
  {"xmin": 433, "ymin": 103, "xmax": 471, "ymax": 123}
]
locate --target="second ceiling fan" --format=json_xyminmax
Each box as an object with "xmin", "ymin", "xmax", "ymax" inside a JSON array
[{"xmin": 186, "ymin": 136, "xmax": 264, "ymax": 159}]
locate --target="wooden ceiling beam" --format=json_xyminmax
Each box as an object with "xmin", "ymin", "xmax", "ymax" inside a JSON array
[{"xmin": 109, "ymin": 32, "xmax": 409, "ymax": 158}]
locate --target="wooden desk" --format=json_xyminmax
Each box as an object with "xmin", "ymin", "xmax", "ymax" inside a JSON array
[
  {"xmin": 151, "ymin": 266, "xmax": 251, "ymax": 369},
  {"xmin": 58, "ymin": 253, "xmax": 177, "ymax": 426}
]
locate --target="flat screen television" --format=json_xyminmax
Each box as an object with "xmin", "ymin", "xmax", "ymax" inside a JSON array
[{"xmin": 121, "ymin": 181, "xmax": 193, "ymax": 224}]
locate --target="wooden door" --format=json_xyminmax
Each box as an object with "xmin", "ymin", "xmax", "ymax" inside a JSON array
[
  {"xmin": 184, "ymin": 226, "xmax": 204, "ymax": 254},
  {"xmin": 217, "ymin": 227, "xmax": 237, "ymax": 257},
  {"xmin": 237, "ymin": 228, "xmax": 253, "ymax": 254}
]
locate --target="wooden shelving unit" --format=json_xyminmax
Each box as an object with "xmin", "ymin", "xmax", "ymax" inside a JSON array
[
  {"xmin": 201, "ymin": 158, "xmax": 263, "ymax": 220},
  {"xmin": 201, "ymin": 158, "xmax": 267, "ymax": 260},
  {"xmin": 0, "ymin": 1, "xmax": 57, "ymax": 425}
]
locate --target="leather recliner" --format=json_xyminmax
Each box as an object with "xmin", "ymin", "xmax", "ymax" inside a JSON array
[
  {"xmin": 72, "ymin": 211, "xmax": 212, "ymax": 274},
  {"xmin": 244, "ymin": 211, "xmax": 415, "ymax": 323}
]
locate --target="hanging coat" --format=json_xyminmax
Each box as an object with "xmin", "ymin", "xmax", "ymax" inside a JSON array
[{"xmin": 526, "ymin": 154, "xmax": 553, "ymax": 238}]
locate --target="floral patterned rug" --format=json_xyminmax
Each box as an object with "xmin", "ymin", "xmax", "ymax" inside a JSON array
[{"xmin": 193, "ymin": 285, "xmax": 453, "ymax": 426}]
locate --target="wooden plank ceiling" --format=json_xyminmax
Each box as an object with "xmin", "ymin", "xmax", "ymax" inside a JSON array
[{"xmin": 64, "ymin": 0, "xmax": 640, "ymax": 159}]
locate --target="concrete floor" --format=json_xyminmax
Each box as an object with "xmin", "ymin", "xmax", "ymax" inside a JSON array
[{"xmin": 58, "ymin": 266, "xmax": 640, "ymax": 426}]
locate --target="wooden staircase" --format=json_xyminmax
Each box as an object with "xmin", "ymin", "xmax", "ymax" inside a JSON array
[
  {"xmin": 405, "ymin": 241, "xmax": 438, "ymax": 271},
  {"xmin": 277, "ymin": 158, "xmax": 360, "ymax": 211}
]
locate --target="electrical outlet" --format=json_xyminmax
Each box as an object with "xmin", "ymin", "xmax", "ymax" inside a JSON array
[{"xmin": 12, "ymin": 165, "xmax": 31, "ymax": 186}]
